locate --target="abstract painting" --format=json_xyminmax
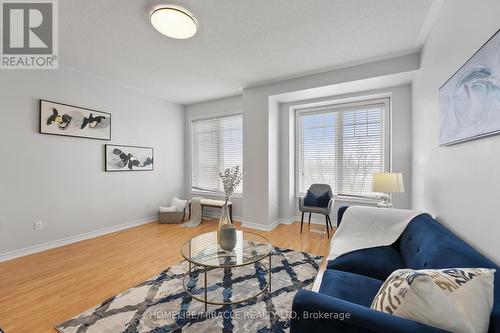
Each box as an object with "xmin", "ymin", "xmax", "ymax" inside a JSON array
[
  {"xmin": 440, "ymin": 29, "xmax": 500, "ymax": 146},
  {"xmin": 105, "ymin": 144, "xmax": 154, "ymax": 172},
  {"xmin": 40, "ymin": 100, "xmax": 111, "ymax": 140}
]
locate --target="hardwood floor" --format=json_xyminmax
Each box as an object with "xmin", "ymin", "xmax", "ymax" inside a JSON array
[{"xmin": 0, "ymin": 219, "xmax": 333, "ymax": 333}]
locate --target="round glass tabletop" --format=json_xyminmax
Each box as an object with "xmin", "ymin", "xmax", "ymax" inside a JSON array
[{"xmin": 181, "ymin": 230, "xmax": 271, "ymax": 268}]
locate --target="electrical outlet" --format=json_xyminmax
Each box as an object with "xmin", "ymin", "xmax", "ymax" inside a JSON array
[{"xmin": 34, "ymin": 221, "xmax": 43, "ymax": 231}]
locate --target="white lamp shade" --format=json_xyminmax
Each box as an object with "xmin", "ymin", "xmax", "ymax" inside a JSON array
[{"xmin": 372, "ymin": 173, "xmax": 405, "ymax": 193}]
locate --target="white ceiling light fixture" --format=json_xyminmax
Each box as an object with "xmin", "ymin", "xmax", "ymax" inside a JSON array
[{"xmin": 150, "ymin": 6, "xmax": 197, "ymax": 39}]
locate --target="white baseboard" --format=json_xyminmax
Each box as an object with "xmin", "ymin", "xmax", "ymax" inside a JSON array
[
  {"xmin": 0, "ymin": 215, "xmax": 157, "ymax": 263},
  {"xmin": 241, "ymin": 216, "xmax": 304, "ymax": 231},
  {"xmin": 240, "ymin": 218, "xmax": 283, "ymax": 231},
  {"xmin": 278, "ymin": 216, "xmax": 296, "ymax": 225},
  {"xmin": 0, "ymin": 212, "xmax": 334, "ymax": 263},
  {"xmin": 200, "ymin": 211, "xmax": 243, "ymax": 222},
  {"xmin": 240, "ymin": 215, "xmax": 333, "ymax": 231},
  {"xmin": 293, "ymin": 213, "xmax": 338, "ymax": 227}
]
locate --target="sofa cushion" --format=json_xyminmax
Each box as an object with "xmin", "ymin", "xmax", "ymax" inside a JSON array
[
  {"xmin": 327, "ymin": 246, "xmax": 405, "ymax": 281},
  {"xmin": 319, "ymin": 269, "xmax": 383, "ymax": 307}
]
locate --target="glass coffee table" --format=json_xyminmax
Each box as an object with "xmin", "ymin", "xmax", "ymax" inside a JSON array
[{"xmin": 181, "ymin": 230, "xmax": 272, "ymax": 311}]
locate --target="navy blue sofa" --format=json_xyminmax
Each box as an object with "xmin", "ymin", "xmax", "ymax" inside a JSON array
[{"xmin": 291, "ymin": 207, "xmax": 500, "ymax": 333}]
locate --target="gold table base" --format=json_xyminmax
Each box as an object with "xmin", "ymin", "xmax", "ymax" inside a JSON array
[{"xmin": 182, "ymin": 253, "xmax": 272, "ymax": 312}]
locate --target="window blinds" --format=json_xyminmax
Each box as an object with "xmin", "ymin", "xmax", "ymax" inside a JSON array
[
  {"xmin": 191, "ymin": 114, "xmax": 243, "ymax": 194},
  {"xmin": 297, "ymin": 100, "xmax": 387, "ymax": 196}
]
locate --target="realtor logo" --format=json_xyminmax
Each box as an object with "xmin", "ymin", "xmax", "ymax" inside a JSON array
[{"xmin": 1, "ymin": 0, "xmax": 58, "ymax": 69}]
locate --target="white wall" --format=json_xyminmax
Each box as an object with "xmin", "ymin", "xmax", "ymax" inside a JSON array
[
  {"xmin": 268, "ymin": 97, "xmax": 281, "ymax": 223},
  {"xmin": 0, "ymin": 67, "xmax": 184, "ymax": 258},
  {"xmin": 184, "ymin": 95, "xmax": 244, "ymax": 218},
  {"xmin": 279, "ymin": 85, "xmax": 413, "ymax": 222},
  {"xmin": 412, "ymin": 0, "xmax": 500, "ymax": 264}
]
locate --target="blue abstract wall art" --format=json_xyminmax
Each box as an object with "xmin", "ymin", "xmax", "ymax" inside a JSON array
[{"xmin": 439, "ymin": 29, "xmax": 500, "ymax": 146}]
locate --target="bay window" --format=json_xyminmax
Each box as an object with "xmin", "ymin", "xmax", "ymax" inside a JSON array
[{"xmin": 296, "ymin": 98, "xmax": 390, "ymax": 197}]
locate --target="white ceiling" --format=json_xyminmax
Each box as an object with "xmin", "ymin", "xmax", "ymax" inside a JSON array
[{"xmin": 60, "ymin": 0, "xmax": 435, "ymax": 105}]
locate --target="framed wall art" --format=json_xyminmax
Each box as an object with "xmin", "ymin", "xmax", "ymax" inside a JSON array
[
  {"xmin": 440, "ymin": 29, "xmax": 500, "ymax": 146},
  {"xmin": 105, "ymin": 144, "xmax": 154, "ymax": 172},
  {"xmin": 40, "ymin": 100, "xmax": 111, "ymax": 140}
]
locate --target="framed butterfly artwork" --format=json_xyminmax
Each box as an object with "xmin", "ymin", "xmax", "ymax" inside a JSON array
[
  {"xmin": 39, "ymin": 100, "xmax": 111, "ymax": 140},
  {"xmin": 105, "ymin": 144, "xmax": 154, "ymax": 172}
]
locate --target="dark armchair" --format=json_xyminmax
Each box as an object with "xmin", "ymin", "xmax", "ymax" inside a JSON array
[{"xmin": 298, "ymin": 183, "xmax": 334, "ymax": 237}]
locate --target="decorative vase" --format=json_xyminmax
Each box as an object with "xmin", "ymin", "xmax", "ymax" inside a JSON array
[{"xmin": 218, "ymin": 204, "xmax": 236, "ymax": 251}]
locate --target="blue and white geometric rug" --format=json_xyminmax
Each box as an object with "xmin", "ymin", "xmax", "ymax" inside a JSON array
[{"xmin": 56, "ymin": 247, "xmax": 322, "ymax": 333}]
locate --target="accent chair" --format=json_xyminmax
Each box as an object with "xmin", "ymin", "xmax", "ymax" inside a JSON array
[{"xmin": 298, "ymin": 183, "xmax": 334, "ymax": 237}]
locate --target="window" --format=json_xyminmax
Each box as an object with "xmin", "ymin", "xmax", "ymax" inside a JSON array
[
  {"xmin": 191, "ymin": 114, "xmax": 243, "ymax": 194},
  {"xmin": 296, "ymin": 98, "xmax": 389, "ymax": 197}
]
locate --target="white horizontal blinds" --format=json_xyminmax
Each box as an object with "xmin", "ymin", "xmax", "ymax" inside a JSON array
[
  {"xmin": 341, "ymin": 106, "xmax": 384, "ymax": 195},
  {"xmin": 191, "ymin": 114, "xmax": 243, "ymax": 194},
  {"xmin": 298, "ymin": 112, "xmax": 337, "ymax": 194},
  {"xmin": 297, "ymin": 101, "xmax": 385, "ymax": 196},
  {"xmin": 192, "ymin": 118, "xmax": 219, "ymax": 192},
  {"xmin": 220, "ymin": 115, "xmax": 243, "ymax": 193}
]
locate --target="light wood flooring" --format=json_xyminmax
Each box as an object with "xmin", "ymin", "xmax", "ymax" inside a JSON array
[{"xmin": 0, "ymin": 219, "xmax": 333, "ymax": 333}]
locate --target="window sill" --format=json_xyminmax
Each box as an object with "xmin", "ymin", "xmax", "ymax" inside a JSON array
[
  {"xmin": 296, "ymin": 193, "xmax": 381, "ymax": 204},
  {"xmin": 190, "ymin": 191, "xmax": 243, "ymax": 200},
  {"xmin": 333, "ymin": 194, "xmax": 381, "ymax": 204}
]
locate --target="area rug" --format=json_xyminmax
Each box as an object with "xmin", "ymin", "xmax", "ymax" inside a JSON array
[{"xmin": 56, "ymin": 247, "xmax": 322, "ymax": 333}]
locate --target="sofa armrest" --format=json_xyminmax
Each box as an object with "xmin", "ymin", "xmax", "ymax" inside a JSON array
[{"xmin": 291, "ymin": 290, "xmax": 450, "ymax": 333}]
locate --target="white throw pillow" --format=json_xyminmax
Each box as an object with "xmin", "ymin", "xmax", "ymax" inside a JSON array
[
  {"xmin": 371, "ymin": 268, "xmax": 495, "ymax": 333},
  {"xmin": 171, "ymin": 197, "xmax": 187, "ymax": 212}
]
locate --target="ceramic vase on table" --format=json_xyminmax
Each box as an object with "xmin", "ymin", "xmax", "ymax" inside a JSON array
[{"xmin": 217, "ymin": 204, "xmax": 236, "ymax": 251}]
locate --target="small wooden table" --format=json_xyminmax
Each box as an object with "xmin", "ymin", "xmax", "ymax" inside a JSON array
[{"xmin": 188, "ymin": 200, "xmax": 233, "ymax": 222}]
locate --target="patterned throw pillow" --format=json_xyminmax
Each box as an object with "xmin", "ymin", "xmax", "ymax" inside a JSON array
[{"xmin": 371, "ymin": 268, "xmax": 495, "ymax": 333}]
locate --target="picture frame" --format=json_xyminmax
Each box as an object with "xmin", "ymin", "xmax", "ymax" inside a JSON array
[
  {"xmin": 439, "ymin": 29, "xmax": 500, "ymax": 146},
  {"xmin": 39, "ymin": 100, "xmax": 111, "ymax": 140},
  {"xmin": 105, "ymin": 144, "xmax": 154, "ymax": 172}
]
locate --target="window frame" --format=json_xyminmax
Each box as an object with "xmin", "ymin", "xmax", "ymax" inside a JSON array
[
  {"xmin": 188, "ymin": 111, "xmax": 244, "ymax": 198},
  {"xmin": 294, "ymin": 97, "xmax": 391, "ymax": 198}
]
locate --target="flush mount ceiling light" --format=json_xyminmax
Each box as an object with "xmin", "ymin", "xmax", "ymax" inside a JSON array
[{"xmin": 150, "ymin": 6, "xmax": 197, "ymax": 39}]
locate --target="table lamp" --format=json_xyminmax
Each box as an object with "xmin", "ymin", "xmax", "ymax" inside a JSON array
[{"xmin": 372, "ymin": 173, "xmax": 405, "ymax": 208}]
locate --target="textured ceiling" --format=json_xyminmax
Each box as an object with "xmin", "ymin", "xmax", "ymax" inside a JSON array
[{"xmin": 59, "ymin": 0, "xmax": 434, "ymax": 104}]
